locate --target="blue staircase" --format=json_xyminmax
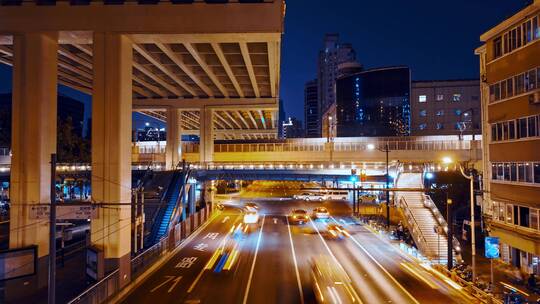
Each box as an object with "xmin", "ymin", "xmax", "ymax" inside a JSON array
[{"xmin": 146, "ymin": 169, "xmax": 187, "ymax": 246}]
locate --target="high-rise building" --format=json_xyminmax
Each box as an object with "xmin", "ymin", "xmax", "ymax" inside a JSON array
[
  {"xmin": 304, "ymin": 79, "xmax": 320, "ymax": 137},
  {"xmin": 332, "ymin": 66, "xmax": 411, "ymax": 137},
  {"xmin": 318, "ymin": 34, "xmax": 358, "ymax": 115},
  {"xmin": 410, "ymin": 79, "xmax": 481, "ymax": 136},
  {"xmin": 476, "ymin": 0, "xmax": 540, "ymax": 274}
]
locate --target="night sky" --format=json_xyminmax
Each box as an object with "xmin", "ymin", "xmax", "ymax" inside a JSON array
[{"xmin": 0, "ymin": 0, "xmax": 530, "ymax": 130}]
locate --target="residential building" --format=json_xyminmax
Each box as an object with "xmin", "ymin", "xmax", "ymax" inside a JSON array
[
  {"xmin": 476, "ymin": 0, "xmax": 540, "ymax": 275},
  {"xmin": 317, "ymin": 34, "xmax": 358, "ymax": 116},
  {"xmin": 330, "ymin": 66, "xmax": 411, "ymax": 137},
  {"xmin": 282, "ymin": 117, "xmax": 305, "ymax": 138},
  {"xmin": 304, "ymin": 79, "xmax": 320, "ymax": 137},
  {"xmin": 411, "ymin": 79, "xmax": 481, "ymax": 136}
]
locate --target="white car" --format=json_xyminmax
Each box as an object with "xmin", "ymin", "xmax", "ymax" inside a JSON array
[
  {"xmin": 243, "ymin": 210, "xmax": 259, "ymax": 224},
  {"xmin": 312, "ymin": 207, "xmax": 330, "ymax": 219},
  {"xmin": 294, "ymin": 192, "xmax": 326, "ymax": 201}
]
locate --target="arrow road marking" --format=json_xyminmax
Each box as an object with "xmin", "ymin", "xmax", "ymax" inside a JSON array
[
  {"xmin": 222, "ymin": 216, "xmax": 230, "ymax": 224},
  {"xmin": 151, "ymin": 276, "xmax": 175, "ymax": 293},
  {"xmin": 168, "ymin": 276, "xmax": 182, "ymax": 293}
]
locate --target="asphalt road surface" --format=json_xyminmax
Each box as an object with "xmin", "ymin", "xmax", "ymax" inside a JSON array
[{"xmin": 120, "ymin": 199, "xmax": 476, "ymax": 304}]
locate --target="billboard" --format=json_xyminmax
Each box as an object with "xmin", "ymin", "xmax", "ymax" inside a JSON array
[
  {"xmin": 485, "ymin": 236, "xmax": 500, "ymax": 259},
  {"xmin": 0, "ymin": 246, "xmax": 37, "ymax": 281}
]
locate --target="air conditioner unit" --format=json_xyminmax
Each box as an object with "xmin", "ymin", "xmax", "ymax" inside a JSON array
[{"xmin": 530, "ymin": 92, "xmax": 540, "ymax": 105}]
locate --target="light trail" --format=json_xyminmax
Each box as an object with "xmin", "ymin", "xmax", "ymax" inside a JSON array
[
  {"xmin": 286, "ymin": 216, "xmax": 305, "ymax": 304},
  {"xmin": 242, "ymin": 215, "xmax": 266, "ymax": 304}
]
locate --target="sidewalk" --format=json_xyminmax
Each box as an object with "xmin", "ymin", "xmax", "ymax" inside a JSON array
[{"xmin": 461, "ymin": 242, "xmax": 539, "ymax": 302}]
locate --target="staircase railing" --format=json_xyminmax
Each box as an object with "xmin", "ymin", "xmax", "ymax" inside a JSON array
[
  {"xmin": 146, "ymin": 170, "xmax": 181, "ymax": 245},
  {"xmin": 398, "ymin": 196, "xmax": 429, "ymax": 257},
  {"xmin": 422, "ymin": 194, "xmax": 462, "ymax": 255}
]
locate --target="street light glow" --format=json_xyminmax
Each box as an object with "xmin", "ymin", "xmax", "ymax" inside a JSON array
[
  {"xmin": 367, "ymin": 143, "xmax": 375, "ymax": 150},
  {"xmin": 442, "ymin": 156, "xmax": 453, "ymax": 164}
]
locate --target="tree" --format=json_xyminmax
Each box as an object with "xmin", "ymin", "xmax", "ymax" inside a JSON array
[{"xmin": 57, "ymin": 116, "xmax": 90, "ymax": 163}]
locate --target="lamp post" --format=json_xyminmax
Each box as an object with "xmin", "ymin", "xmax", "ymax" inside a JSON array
[
  {"xmin": 443, "ymin": 156, "xmax": 475, "ymax": 274},
  {"xmin": 368, "ymin": 142, "xmax": 391, "ymax": 229},
  {"xmin": 447, "ymin": 197, "xmax": 453, "ymax": 270},
  {"xmin": 459, "ymin": 163, "xmax": 477, "ymax": 282},
  {"xmin": 459, "ymin": 108, "xmax": 476, "ymax": 141}
]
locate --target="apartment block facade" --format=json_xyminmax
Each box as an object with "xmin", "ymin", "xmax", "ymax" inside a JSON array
[{"xmin": 477, "ymin": 0, "xmax": 540, "ymax": 274}]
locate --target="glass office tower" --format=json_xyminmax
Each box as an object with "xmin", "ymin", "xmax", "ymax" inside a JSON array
[{"xmin": 336, "ymin": 66, "xmax": 411, "ymax": 137}]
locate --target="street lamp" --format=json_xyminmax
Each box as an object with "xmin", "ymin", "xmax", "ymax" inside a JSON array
[
  {"xmin": 367, "ymin": 142, "xmax": 391, "ymax": 229},
  {"xmin": 442, "ymin": 156, "xmax": 476, "ymax": 278}
]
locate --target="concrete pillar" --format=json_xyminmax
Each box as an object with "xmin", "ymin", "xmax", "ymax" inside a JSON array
[
  {"xmin": 199, "ymin": 107, "xmax": 214, "ymax": 163},
  {"xmin": 165, "ymin": 108, "xmax": 181, "ymax": 170},
  {"xmin": 9, "ymin": 32, "xmax": 58, "ymax": 290},
  {"xmin": 188, "ymin": 184, "xmax": 196, "ymax": 215},
  {"xmin": 91, "ymin": 32, "xmax": 132, "ymax": 287}
]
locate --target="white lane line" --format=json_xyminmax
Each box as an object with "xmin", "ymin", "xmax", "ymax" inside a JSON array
[
  {"xmin": 309, "ymin": 219, "xmax": 364, "ymax": 304},
  {"xmin": 330, "ymin": 216, "xmax": 420, "ymax": 304},
  {"xmin": 242, "ymin": 215, "xmax": 266, "ymax": 304},
  {"xmin": 188, "ymin": 216, "xmax": 241, "ymax": 293},
  {"xmin": 286, "ymin": 217, "xmax": 305, "ymax": 304}
]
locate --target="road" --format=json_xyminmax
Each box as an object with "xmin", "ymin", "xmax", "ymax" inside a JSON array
[{"xmin": 121, "ymin": 198, "xmax": 475, "ymax": 304}]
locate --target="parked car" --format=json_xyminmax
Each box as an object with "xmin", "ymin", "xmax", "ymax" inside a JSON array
[{"xmin": 358, "ymin": 193, "xmax": 379, "ymax": 203}]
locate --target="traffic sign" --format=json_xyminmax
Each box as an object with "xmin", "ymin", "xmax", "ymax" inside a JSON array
[{"xmin": 30, "ymin": 205, "xmax": 98, "ymax": 220}]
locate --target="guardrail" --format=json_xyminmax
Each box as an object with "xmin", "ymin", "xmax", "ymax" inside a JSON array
[
  {"xmin": 68, "ymin": 204, "xmax": 213, "ymax": 304},
  {"xmin": 422, "ymin": 194, "xmax": 462, "ymax": 255},
  {"xmin": 432, "ymin": 264, "xmax": 502, "ymax": 304},
  {"xmin": 398, "ymin": 196, "xmax": 429, "ymax": 257}
]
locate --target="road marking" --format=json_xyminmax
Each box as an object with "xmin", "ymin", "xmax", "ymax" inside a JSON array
[
  {"xmin": 168, "ymin": 276, "xmax": 182, "ymax": 293},
  {"xmin": 309, "ymin": 219, "xmax": 363, "ymax": 304},
  {"xmin": 273, "ymin": 218, "xmax": 278, "ymax": 224},
  {"xmin": 330, "ymin": 216, "xmax": 420, "ymax": 304},
  {"xmin": 151, "ymin": 275, "xmax": 181, "ymax": 293},
  {"xmin": 242, "ymin": 215, "xmax": 266, "ymax": 304},
  {"xmin": 203, "ymin": 232, "xmax": 219, "ymax": 240},
  {"xmin": 188, "ymin": 217, "xmax": 241, "ymax": 293},
  {"xmin": 193, "ymin": 243, "xmax": 208, "ymax": 252},
  {"xmin": 222, "ymin": 216, "xmax": 230, "ymax": 224},
  {"xmin": 286, "ymin": 217, "xmax": 305, "ymax": 304},
  {"xmin": 175, "ymin": 257, "xmax": 198, "ymax": 269},
  {"xmin": 400, "ymin": 262, "xmax": 438, "ymax": 289}
]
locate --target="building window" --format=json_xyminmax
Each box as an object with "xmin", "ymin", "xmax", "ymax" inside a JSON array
[
  {"xmin": 454, "ymin": 109, "xmax": 462, "ymax": 116},
  {"xmin": 419, "ymin": 110, "xmax": 427, "ymax": 117},
  {"xmin": 436, "ymin": 123, "xmax": 444, "ymax": 130},
  {"xmin": 452, "ymin": 94, "xmax": 461, "ymax": 102},
  {"xmin": 419, "ymin": 123, "xmax": 427, "ymax": 130},
  {"xmin": 493, "ymin": 15, "xmax": 540, "ymax": 59},
  {"xmin": 488, "ymin": 66, "xmax": 540, "ymax": 103},
  {"xmin": 436, "ymin": 109, "xmax": 444, "ymax": 116},
  {"xmin": 436, "ymin": 94, "xmax": 444, "ymax": 101},
  {"xmin": 418, "ymin": 95, "xmax": 427, "ymax": 103}
]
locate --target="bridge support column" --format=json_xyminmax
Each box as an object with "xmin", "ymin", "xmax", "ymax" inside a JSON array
[
  {"xmin": 199, "ymin": 107, "xmax": 214, "ymax": 163},
  {"xmin": 166, "ymin": 108, "xmax": 181, "ymax": 170},
  {"xmin": 91, "ymin": 32, "xmax": 132, "ymax": 288},
  {"xmin": 9, "ymin": 32, "xmax": 58, "ymax": 293},
  {"xmin": 188, "ymin": 183, "xmax": 196, "ymax": 215}
]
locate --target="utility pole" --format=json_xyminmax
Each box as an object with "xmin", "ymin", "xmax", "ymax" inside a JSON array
[
  {"xmin": 48, "ymin": 154, "xmax": 57, "ymax": 304},
  {"xmin": 447, "ymin": 197, "xmax": 453, "ymax": 270},
  {"xmin": 460, "ymin": 164, "xmax": 476, "ymax": 281}
]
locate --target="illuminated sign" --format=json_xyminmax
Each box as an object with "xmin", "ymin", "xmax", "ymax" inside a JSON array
[{"xmin": 485, "ymin": 237, "xmax": 500, "ymax": 259}]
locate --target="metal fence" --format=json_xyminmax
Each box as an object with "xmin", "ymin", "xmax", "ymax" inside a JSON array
[{"xmin": 68, "ymin": 204, "xmax": 213, "ymax": 304}]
